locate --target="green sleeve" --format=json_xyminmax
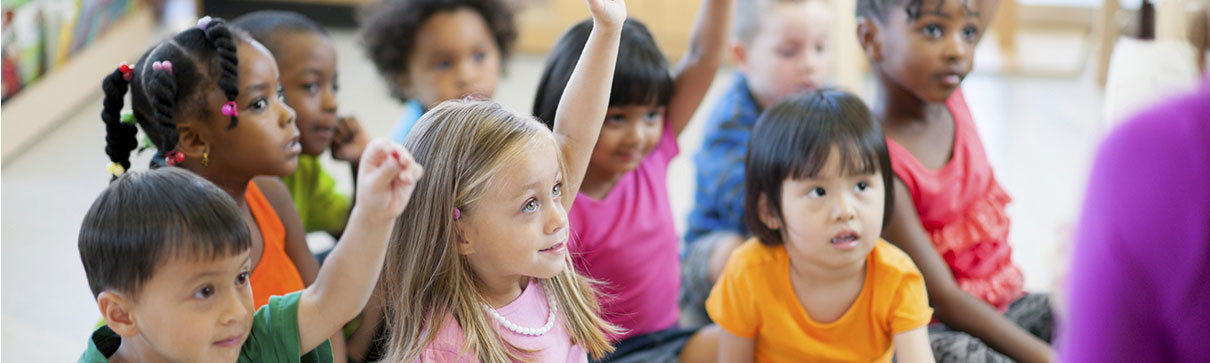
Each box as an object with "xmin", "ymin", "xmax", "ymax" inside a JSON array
[
  {"xmin": 283, "ymin": 155, "xmax": 351, "ymax": 234},
  {"xmin": 239, "ymin": 292, "xmax": 334, "ymax": 362}
]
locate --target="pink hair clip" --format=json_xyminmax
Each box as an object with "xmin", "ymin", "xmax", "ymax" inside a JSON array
[
  {"xmin": 165, "ymin": 150, "xmax": 185, "ymax": 166},
  {"xmin": 118, "ymin": 62, "xmax": 134, "ymax": 81},
  {"xmin": 151, "ymin": 61, "xmax": 172, "ymax": 74},
  {"xmin": 453, "ymin": 208, "xmax": 462, "ymax": 220},
  {"xmin": 221, "ymin": 101, "xmax": 238, "ymax": 117}
]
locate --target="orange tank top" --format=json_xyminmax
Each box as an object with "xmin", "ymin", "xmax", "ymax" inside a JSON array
[{"xmin": 246, "ymin": 181, "xmax": 306, "ymax": 309}]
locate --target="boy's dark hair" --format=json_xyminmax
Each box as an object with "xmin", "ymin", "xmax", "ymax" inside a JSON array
[
  {"xmin": 743, "ymin": 89, "xmax": 895, "ymax": 246},
  {"xmin": 101, "ymin": 17, "xmax": 248, "ymax": 175},
  {"xmin": 532, "ymin": 18, "xmax": 674, "ymax": 129},
  {"xmin": 359, "ymin": 0, "xmax": 517, "ymax": 102},
  {"xmin": 857, "ymin": 0, "xmax": 926, "ymax": 21},
  {"xmin": 78, "ymin": 168, "xmax": 251, "ymax": 299},
  {"xmin": 232, "ymin": 10, "xmax": 329, "ymax": 56}
]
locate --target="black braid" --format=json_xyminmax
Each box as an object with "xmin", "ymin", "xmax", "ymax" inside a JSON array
[
  {"xmin": 100, "ymin": 69, "xmax": 137, "ymax": 180},
  {"xmin": 203, "ymin": 20, "xmax": 241, "ymax": 129},
  {"xmin": 147, "ymin": 64, "xmax": 179, "ymax": 169}
]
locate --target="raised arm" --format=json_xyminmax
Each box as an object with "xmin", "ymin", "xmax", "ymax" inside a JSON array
[
  {"xmin": 884, "ymin": 178, "xmax": 1052, "ymax": 363},
  {"xmin": 296, "ymin": 138, "xmax": 423, "ymax": 353},
  {"xmin": 666, "ymin": 0, "xmax": 734, "ymax": 136},
  {"xmin": 554, "ymin": 0, "xmax": 626, "ymax": 211}
]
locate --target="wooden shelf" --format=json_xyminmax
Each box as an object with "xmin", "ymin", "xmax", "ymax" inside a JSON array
[{"xmin": 1, "ymin": 8, "xmax": 156, "ymax": 164}]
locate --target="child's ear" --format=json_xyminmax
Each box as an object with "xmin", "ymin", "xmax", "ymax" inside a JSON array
[
  {"xmin": 453, "ymin": 220, "xmax": 475, "ymax": 255},
  {"xmin": 857, "ymin": 17, "xmax": 883, "ymax": 62},
  {"xmin": 730, "ymin": 40, "xmax": 750, "ymax": 73},
  {"xmin": 98, "ymin": 291, "xmax": 139, "ymax": 338},
  {"xmin": 756, "ymin": 193, "xmax": 782, "ymax": 230},
  {"xmin": 175, "ymin": 121, "xmax": 210, "ymax": 160},
  {"xmin": 394, "ymin": 73, "xmax": 412, "ymax": 100}
]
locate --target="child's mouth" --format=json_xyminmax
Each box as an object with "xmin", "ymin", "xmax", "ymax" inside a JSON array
[
  {"xmin": 831, "ymin": 230, "xmax": 860, "ymax": 250},
  {"xmin": 539, "ymin": 242, "xmax": 565, "ymax": 253}
]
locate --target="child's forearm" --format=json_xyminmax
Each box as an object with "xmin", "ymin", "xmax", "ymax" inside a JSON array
[
  {"xmin": 553, "ymin": 20, "xmax": 623, "ymax": 205},
  {"xmin": 934, "ymin": 291, "xmax": 1052, "ymax": 363},
  {"xmin": 892, "ymin": 326, "xmax": 934, "ymax": 363},
  {"xmin": 667, "ymin": 0, "xmax": 734, "ymax": 135}
]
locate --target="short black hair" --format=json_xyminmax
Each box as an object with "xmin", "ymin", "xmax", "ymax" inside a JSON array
[
  {"xmin": 532, "ymin": 18, "xmax": 674, "ymax": 129},
  {"xmin": 78, "ymin": 168, "xmax": 251, "ymax": 298},
  {"xmin": 744, "ymin": 89, "xmax": 894, "ymax": 246},
  {"xmin": 231, "ymin": 10, "xmax": 329, "ymax": 57},
  {"xmin": 359, "ymin": 0, "xmax": 517, "ymax": 102},
  {"xmin": 857, "ymin": 0, "xmax": 922, "ymax": 21}
]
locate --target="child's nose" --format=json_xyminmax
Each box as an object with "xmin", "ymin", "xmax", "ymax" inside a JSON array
[
  {"xmin": 942, "ymin": 35, "xmax": 971, "ymax": 62},
  {"xmin": 321, "ymin": 85, "xmax": 338, "ymax": 113},
  {"xmin": 219, "ymin": 291, "xmax": 250, "ymax": 325},
  {"xmin": 544, "ymin": 201, "xmax": 568, "ymax": 235},
  {"xmin": 279, "ymin": 101, "xmax": 297, "ymax": 127},
  {"xmin": 832, "ymin": 195, "xmax": 857, "ymax": 222}
]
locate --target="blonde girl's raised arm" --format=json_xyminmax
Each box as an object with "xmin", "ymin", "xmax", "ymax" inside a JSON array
[
  {"xmin": 666, "ymin": 0, "xmax": 734, "ymax": 136},
  {"xmin": 554, "ymin": 0, "xmax": 626, "ymax": 211}
]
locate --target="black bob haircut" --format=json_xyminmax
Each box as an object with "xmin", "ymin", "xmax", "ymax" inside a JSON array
[
  {"xmin": 532, "ymin": 18, "xmax": 674, "ymax": 129},
  {"xmin": 78, "ymin": 168, "xmax": 252, "ymax": 299},
  {"xmin": 231, "ymin": 10, "xmax": 329, "ymax": 55},
  {"xmin": 743, "ymin": 89, "xmax": 895, "ymax": 246}
]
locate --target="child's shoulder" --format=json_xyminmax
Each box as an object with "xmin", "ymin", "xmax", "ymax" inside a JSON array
[
  {"xmin": 729, "ymin": 239, "xmax": 787, "ymax": 272},
  {"xmin": 869, "ymin": 240, "xmax": 922, "ymax": 279}
]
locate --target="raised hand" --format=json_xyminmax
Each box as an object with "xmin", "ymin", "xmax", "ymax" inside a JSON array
[
  {"xmin": 331, "ymin": 116, "xmax": 370, "ymax": 163},
  {"xmin": 353, "ymin": 138, "xmax": 423, "ymax": 221},
  {"xmin": 586, "ymin": 0, "xmax": 626, "ymax": 30}
]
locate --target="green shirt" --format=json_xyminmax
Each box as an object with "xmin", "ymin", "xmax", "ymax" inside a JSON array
[
  {"xmin": 79, "ymin": 292, "xmax": 334, "ymax": 362},
  {"xmin": 282, "ymin": 154, "xmax": 351, "ymax": 235}
]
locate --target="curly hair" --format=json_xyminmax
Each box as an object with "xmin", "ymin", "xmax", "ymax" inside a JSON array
[{"xmin": 358, "ymin": 0, "xmax": 517, "ymax": 102}]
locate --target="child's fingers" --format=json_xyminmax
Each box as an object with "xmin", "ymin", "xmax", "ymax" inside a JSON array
[{"xmin": 358, "ymin": 138, "xmax": 393, "ymax": 168}]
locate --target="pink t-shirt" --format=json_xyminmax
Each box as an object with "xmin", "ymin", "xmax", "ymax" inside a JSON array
[
  {"xmin": 419, "ymin": 279, "xmax": 587, "ymax": 362},
  {"xmin": 568, "ymin": 120, "xmax": 681, "ymax": 341}
]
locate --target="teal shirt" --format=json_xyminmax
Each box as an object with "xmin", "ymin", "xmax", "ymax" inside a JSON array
[
  {"xmin": 282, "ymin": 154, "xmax": 350, "ymax": 235},
  {"xmin": 79, "ymin": 292, "xmax": 334, "ymax": 362}
]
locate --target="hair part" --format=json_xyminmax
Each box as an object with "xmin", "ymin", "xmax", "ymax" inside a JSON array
[
  {"xmin": 231, "ymin": 10, "xmax": 329, "ymax": 57},
  {"xmin": 380, "ymin": 100, "xmax": 618, "ymax": 362},
  {"xmin": 743, "ymin": 89, "xmax": 895, "ymax": 246},
  {"xmin": 101, "ymin": 17, "xmax": 249, "ymax": 171},
  {"xmin": 359, "ymin": 0, "xmax": 518, "ymax": 102},
  {"xmin": 532, "ymin": 18, "xmax": 673, "ymax": 129},
  {"xmin": 79, "ymin": 168, "xmax": 251, "ymax": 299}
]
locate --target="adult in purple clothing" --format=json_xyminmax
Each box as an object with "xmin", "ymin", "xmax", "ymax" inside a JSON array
[{"xmin": 1060, "ymin": 79, "xmax": 1210, "ymax": 362}]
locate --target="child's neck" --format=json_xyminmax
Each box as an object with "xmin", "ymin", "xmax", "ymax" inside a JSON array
[
  {"xmin": 788, "ymin": 255, "xmax": 866, "ymax": 285},
  {"xmin": 873, "ymin": 74, "xmax": 951, "ymax": 128},
  {"xmin": 109, "ymin": 336, "xmax": 169, "ymax": 363},
  {"xmin": 477, "ymin": 274, "xmax": 531, "ymax": 309},
  {"xmin": 580, "ymin": 166, "xmax": 625, "ymax": 200},
  {"xmin": 185, "ymin": 165, "xmax": 251, "ymax": 207}
]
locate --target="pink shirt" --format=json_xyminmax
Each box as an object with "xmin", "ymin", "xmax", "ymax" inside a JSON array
[
  {"xmin": 419, "ymin": 279, "xmax": 587, "ymax": 362},
  {"xmin": 885, "ymin": 89, "xmax": 1024, "ymax": 311},
  {"xmin": 569, "ymin": 121, "xmax": 681, "ymax": 341}
]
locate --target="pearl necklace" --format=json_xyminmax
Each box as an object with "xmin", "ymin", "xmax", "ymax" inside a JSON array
[{"xmin": 483, "ymin": 291, "xmax": 558, "ymax": 336}]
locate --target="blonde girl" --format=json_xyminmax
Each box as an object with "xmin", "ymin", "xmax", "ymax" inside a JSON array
[{"xmin": 378, "ymin": 0, "xmax": 626, "ymax": 361}]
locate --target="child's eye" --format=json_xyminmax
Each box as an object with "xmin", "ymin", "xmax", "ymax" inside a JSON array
[
  {"xmin": 606, "ymin": 114, "xmax": 626, "ymax": 124},
  {"xmin": 236, "ymin": 271, "xmax": 249, "ymax": 286},
  {"xmin": 332, "ymin": 82, "xmax": 340, "ymax": 94},
  {"xmin": 855, "ymin": 181, "xmax": 869, "ymax": 192},
  {"xmin": 252, "ymin": 99, "xmax": 268, "ymax": 111},
  {"xmin": 962, "ymin": 26, "xmax": 979, "ymax": 41},
  {"xmin": 815, "ymin": 44, "xmax": 827, "ymax": 54},
  {"xmin": 552, "ymin": 183, "xmax": 563, "ymax": 197},
  {"xmin": 645, "ymin": 111, "xmax": 660, "ymax": 121},
  {"xmin": 522, "ymin": 198, "xmax": 539, "ymax": 213},
  {"xmin": 435, "ymin": 60, "xmax": 453, "ymax": 71},
  {"xmin": 777, "ymin": 47, "xmax": 798, "ymax": 58},
  {"xmin": 472, "ymin": 52, "xmax": 486, "ymax": 63},
  {"xmin": 807, "ymin": 187, "xmax": 827, "ymax": 198},
  {"xmin": 921, "ymin": 24, "xmax": 943, "ymax": 39},
  {"xmin": 303, "ymin": 83, "xmax": 319, "ymax": 95},
  {"xmin": 194, "ymin": 286, "xmax": 215, "ymax": 299}
]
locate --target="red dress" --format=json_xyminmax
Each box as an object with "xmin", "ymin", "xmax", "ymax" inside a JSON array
[{"xmin": 886, "ymin": 89, "xmax": 1024, "ymax": 311}]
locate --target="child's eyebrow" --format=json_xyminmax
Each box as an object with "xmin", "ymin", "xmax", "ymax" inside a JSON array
[{"xmin": 244, "ymin": 83, "xmax": 270, "ymax": 93}]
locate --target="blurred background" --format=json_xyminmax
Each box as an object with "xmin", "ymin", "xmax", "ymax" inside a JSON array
[{"xmin": 2, "ymin": 0, "xmax": 1206, "ymax": 360}]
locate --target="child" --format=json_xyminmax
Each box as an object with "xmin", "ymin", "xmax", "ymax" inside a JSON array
[
  {"xmin": 682, "ymin": 0, "xmax": 834, "ymax": 326},
  {"xmin": 378, "ymin": 0, "xmax": 624, "ymax": 361},
  {"xmin": 856, "ymin": 0, "xmax": 1054, "ymax": 360},
  {"xmin": 77, "ymin": 140, "xmax": 424, "ymax": 362},
  {"xmin": 233, "ymin": 11, "xmax": 370, "ymax": 238},
  {"xmin": 706, "ymin": 90, "xmax": 933, "ymax": 363},
  {"xmin": 97, "ymin": 16, "xmax": 348, "ymax": 359},
  {"xmin": 530, "ymin": 0, "xmax": 732, "ymax": 360},
  {"xmin": 359, "ymin": 0, "xmax": 517, "ymax": 143}
]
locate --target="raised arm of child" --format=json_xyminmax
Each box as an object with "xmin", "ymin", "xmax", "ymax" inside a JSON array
[
  {"xmin": 717, "ymin": 329, "xmax": 755, "ymax": 363},
  {"xmin": 294, "ymin": 138, "xmax": 424, "ymax": 353},
  {"xmin": 893, "ymin": 326, "xmax": 935, "ymax": 363},
  {"xmin": 666, "ymin": 0, "xmax": 735, "ymax": 136},
  {"xmin": 553, "ymin": 0, "xmax": 626, "ymax": 209},
  {"xmin": 885, "ymin": 179, "xmax": 1053, "ymax": 363}
]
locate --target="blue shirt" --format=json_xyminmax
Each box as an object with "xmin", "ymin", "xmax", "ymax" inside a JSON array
[
  {"xmin": 390, "ymin": 99, "xmax": 426, "ymax": 144},
  {"xmin": 685, "ymin": 73, "xmax": 763, "ymax": 244}
]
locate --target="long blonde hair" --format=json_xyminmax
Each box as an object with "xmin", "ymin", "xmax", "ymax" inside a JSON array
[{"xmin": 381, "ymin": 100, "xmax": 618, "ymax": 362}]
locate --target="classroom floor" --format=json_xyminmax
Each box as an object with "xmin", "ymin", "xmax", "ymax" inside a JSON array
[{"xmin": 2, "ymin": 26, "xmax": 1110, "ymax": 361}]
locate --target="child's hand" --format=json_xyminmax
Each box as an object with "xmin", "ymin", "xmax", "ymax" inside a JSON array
[
  {"xmin": 354, "ymin": 138, "xmax": 424, "ymax": 221},
  {"xmin": 331, "ymin": 116, "xmax": 370, "ymax": 163},
  {"xmin": 586, "ymin": 0, "xmax": 626, "ymax": 30}
]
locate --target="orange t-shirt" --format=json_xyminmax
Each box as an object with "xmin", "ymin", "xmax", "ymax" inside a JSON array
[
  {"xmin": 246, "ymin": 181, "xmax": 306, "ymax": 309},
  {"xmin": 706, "ymin": 239, "xmax": 932, "ymax": 363}
]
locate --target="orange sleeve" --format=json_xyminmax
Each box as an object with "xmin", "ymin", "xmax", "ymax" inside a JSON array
[
  {"xmin": 705, "ymin": 246, "xmax": 761, "ymax": 338},
  {"xmin": 888, "ymin": 261, "xmax": 933, "ymax": 334}
]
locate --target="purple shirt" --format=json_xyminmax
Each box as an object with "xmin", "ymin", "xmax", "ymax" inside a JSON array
[
  {"xmin": 1060, "ymin": 80, "xmax": 1210, "ymax": 362},
  {"xmin": 569, "ymin": 120, "xmax": 681, "ymax": 341}
]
